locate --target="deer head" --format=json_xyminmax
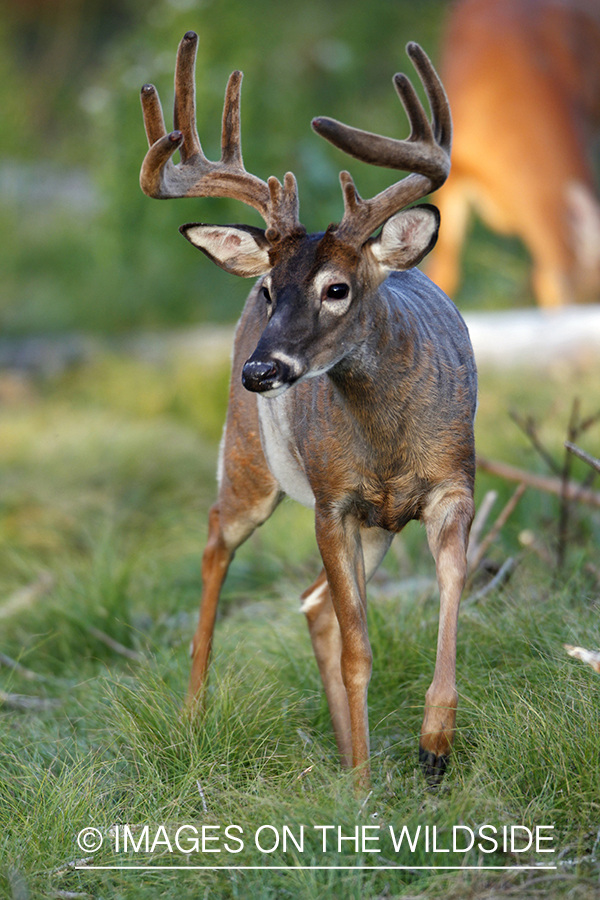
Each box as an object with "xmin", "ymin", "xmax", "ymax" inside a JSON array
[{"xmin": 140, "ymin": 32, "xmax": 451, "ymax": 396}]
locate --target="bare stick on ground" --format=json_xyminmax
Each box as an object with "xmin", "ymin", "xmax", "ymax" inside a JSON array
[
  {"xmin": 466, "ymin": 489, "xmax": 497, "ymax": 570},
  {"xmin": 44, "ymin": 858, "xmax": 95, "ymax": 877},
  {"xmin": 0, "ymin": 571, "xmax": 54, "ymax": 620},
  {"xmin": 467, "ymin": 483, "xmax": 526, "ymax": 576},
  {"xmin": 0, "ymin": 652, "xmax": 46, "ymax": 682},
  {"xmin": 476, "ymin": 457, "xmax": 600, "ymax": 509},
  {"xmin": 463, "ymin": 557, "xmax": 519, "ymax": 607},
  {"xmin": 88, "ymin": 626, "xmax": 144, "ymax": 663},
  {"xmin": 557, "ymin": 398, "xmax": 581, "ymax": 568},
  {"xmin": 0, "ymin": 690, "xmax": 59, "ymax": 711},
  {"xmin": 510, "ymin": 408, "xmax": 560, "ymax": 474}
]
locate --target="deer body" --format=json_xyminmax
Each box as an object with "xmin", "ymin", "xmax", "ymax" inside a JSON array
[
  {"xmin": 427, "ymin": 0, "xmax": 600, "ymax": 308},
  {"xmin": 248, "ymin": 268, "xmax": 475, "ymax": 525},
  {"xmin": 217, "ymin": 265, "xmax": 476, "ymax": 780},
  {"xmin": 140, "ymin": 32, "xmax": 476, "ymax": 784}
]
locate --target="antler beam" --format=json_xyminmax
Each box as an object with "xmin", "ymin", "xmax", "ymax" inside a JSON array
[
  {"xmin": 312, "ymin": 42, "xmax": 452, "ymax": 246},
  {"xmin": 139, "ymin": 31, "xmax": 303, "ymax": 241}
]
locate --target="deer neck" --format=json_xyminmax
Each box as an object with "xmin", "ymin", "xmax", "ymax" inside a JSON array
[{"xmin": 326, "ymin": 292, "xmax": 422, "ymax": 446}]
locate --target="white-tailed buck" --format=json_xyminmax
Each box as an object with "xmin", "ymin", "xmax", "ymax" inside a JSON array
[
  {"xmin": 427, "ymin": 0, "xmax": 600, "ymax": 308},
  {"xmin": 140, "ymin": 32, "xmax": 476, "ymax": 784}
]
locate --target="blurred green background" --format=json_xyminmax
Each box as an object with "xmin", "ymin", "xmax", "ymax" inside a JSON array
[{"xmin": 0, "ymin": 0, "xmax": 531, "ymax": 337}]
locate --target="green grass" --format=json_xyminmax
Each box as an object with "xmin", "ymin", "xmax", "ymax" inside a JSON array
[{"xmin": 1, "ymin": 352, "xmax": 599, "ymax": 899}]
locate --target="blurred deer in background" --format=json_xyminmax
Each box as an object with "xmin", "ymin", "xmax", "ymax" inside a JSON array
[
  {"xmin": 427, "ymin": 0, "xmax": 600, "ymax": 308},
  {"xmin": 139, "ymin": 32, "xmax": 476, "ymax": 785}
]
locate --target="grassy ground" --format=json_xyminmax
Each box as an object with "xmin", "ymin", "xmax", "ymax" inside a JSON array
[{"xmin": 0, "ymin": 350, "xmax": 599, "ymax": 899}]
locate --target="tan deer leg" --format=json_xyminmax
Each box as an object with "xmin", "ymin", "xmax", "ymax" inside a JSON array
[
  {"xmin": 519, "ymin": 179, "xmax": 576, "ymax": 308},
  {"xmin": 187, "ymin": 501, "xmax": 231, "ymax": 700},
  {"xmin": 530, "ymin": 259, "xmax": 571, "ymax": 309},
  {"xmin": 301, "ymin": 527, "xmax": 392, "ymax": 770},
  {"xmin": 188, "ymin": 481, "xmax": 280, "ymax": 703},
  {"xmin": 187, "ymin": 398, "xmax": 281, "ymax": 704},
  {"xmin": 420, "ymin": 491, "xmax": 474, "ymax": 782},
  {"xmin": 301, "ymin": 572, "xmax": 352, "ymax": 767},
  {"xmin": 313, "ymin": 513, "xmax": 380, "ymax": 786},
  {"xmin": 426, "ymin": 175, "xmax": 471, "ymax": 298}
]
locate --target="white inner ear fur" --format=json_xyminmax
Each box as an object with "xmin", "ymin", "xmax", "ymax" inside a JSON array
[
  {"xmin": 371, "ymin": 207, "xmax": 439, "ymax": 271},
  {"xmin": 183, "ymin": 225, "xmax": 272, "ymax": 277}
]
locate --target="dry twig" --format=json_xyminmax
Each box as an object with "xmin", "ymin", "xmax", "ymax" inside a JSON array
[
  {"xmin": 45, "ymin": 858, "xmax": 95, "ymax": 877},
  {"xmin": 466, "ymin": 489, "xmax": 497, "ymax": 569},
  {"xmin": 463, "ymin": 557, "xmax": 519, "ymax": 607},
  {"xmin": 557, "ymin": 398, "xmax": 581, "ymax": 568},
  {"xmin": 0, "ymin": 572, "xmax": 54, "ymax": 620},
  {"xmin": 468, "ymin": 483, "xmax": 526, "ymax": 575},
  {"xmin": 565, "ymin": 441, "xmax": 600, "ymax": 474},
  {"xmin": 510, "ymin": 409, "xmax": 560, "ymax": 474},
  {"xmin": 196, "ymin": 778, "xmax": 208, "ymax": 813},
  {"xmin": 476, "ymin": 456, "xmax": 600, "ymax": 508},
  {"xmin": 0, "ymin": 690, "xmax": 59, "ymax": 711},
  {"xmin": 484, "ymin": 401, "xmax": 600, "ymax": 571},
  {"xmin": 50, "ymin": 892, "xmax": 91, "ymax": 899},
  {"xmin": 88, "ymin": 626, "xmax": 144, "ymax": 663},
  {"xmin": 0, "ymin": 652, "xmax": 46, "ymax": 682}
]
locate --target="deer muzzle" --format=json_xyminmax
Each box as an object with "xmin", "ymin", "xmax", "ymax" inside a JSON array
[{"xmin": 242, "ymin": 352, "xmax": 307, "ymax": 396}]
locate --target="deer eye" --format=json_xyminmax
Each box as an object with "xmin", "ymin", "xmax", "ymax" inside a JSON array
[
  {"xmin": 325, "ymin": 283, "xmax": 349, "ymax": 300},
  {"xmin": 261, "ymin": 285, "xmax": 272, "ymax": 304}
]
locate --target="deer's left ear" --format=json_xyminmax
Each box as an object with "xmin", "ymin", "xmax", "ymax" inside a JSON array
[
  {"xmin": 180, "ymin": 223, "xmax": 273, "ymax": 277},
  {"xmin": 369, "ymin": 204, "xmax": 440, "ymax": 271}
]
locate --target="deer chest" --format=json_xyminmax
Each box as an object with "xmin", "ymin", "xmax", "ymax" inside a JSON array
[{"xmin": 257, "ymin": 394, "xmax": 316, "ymax": 509}]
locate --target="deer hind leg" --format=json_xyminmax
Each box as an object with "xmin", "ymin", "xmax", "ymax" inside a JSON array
[
  {"xmin": 426, "ymin": 174, "xmax": 471, "ymax": 298},
  {"xmin": 521, "ymin": 193, "xmax": 575, "ymax": 308},
  {"xmin": 301, "ymin": 572, "xmax": 352, "ymax": 768},
  {"xmin": 566, "ymin": 181, "xmax": 600, "ymax": 301},
  {"xmin": 302, "ymin": 526, "xmax": 392, "ymax": 773},
  {"xmin": 531, "ymin": 262, "xmax": 571, "ymax": 309},
  {"xmin": 420, "ymin": 490, "xmax": 474, "ymax": 783},
  {"xmin": 187, "ymin": 442, "xmax": 280, "ymax": 704}
]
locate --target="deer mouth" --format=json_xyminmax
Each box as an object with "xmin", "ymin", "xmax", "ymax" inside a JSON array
[{"xmin": 241, "ymin": 353, "xmax": 306, "ymax": 396}]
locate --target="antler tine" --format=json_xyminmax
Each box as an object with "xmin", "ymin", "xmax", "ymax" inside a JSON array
[
  {"xmin": 140, "ymin": 82, "xmax": 168, "ymax": 148},
  {"xmin": 405, "ymin": 42, "xmax": 451, "ymax": 152},
  {"xmin": 311, "ymin": 42, "xmax": 451, "ymax": 246},
  {"xmin": 265, "ymin": 172, "xmax": 305, "ymax": 242},
  {"xmin": 141, "ymin": 32, "xmax": 306, "ymax": 235},
  {"xmin": 220, "ymin": 70, "xmax": 243, "ymax": 167},
  {"xmin": 173, "ymin": 31, "xmax": 202, "ymax": 162},
  {"xmin": 393, "ymin": 72, "xmax": 433, "ymax": 147}
]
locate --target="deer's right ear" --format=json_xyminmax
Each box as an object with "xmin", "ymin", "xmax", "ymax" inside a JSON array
[{"xmin": 180, "ymin": 224, "xmax": 273, "ymax": 277}]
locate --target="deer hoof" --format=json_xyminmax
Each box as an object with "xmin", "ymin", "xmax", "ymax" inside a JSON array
[{"xmin": 419, "ymin": 745, "xmax": 449, "ymax": 785}]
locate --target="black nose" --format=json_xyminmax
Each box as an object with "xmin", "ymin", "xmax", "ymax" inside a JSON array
[{"xmin": 241, "ymin": 358, "xmax": 281, "ymax": 392}]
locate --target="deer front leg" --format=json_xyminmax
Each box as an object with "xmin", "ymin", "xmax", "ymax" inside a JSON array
[
  {"xmin": 188, "ymin": 503, "xmax": 233, "ymax": 701},
  {"xmin": 315, "ymin": 511, "xmax": 372, "ymax": 786},
  {"xmin": 188, "ymin": 485, "xmax": 281, "ymax": 703},
  {"xmin": 188, "ymin": 425, "xmax": 281, "ymax": 705},
  {"xmin": 420, "ymin": 491, "xmax": 474, "ymax": 782},
  {"xmin": 301, "ymin": 527, "xmax": 392, "ymax": 770}
]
